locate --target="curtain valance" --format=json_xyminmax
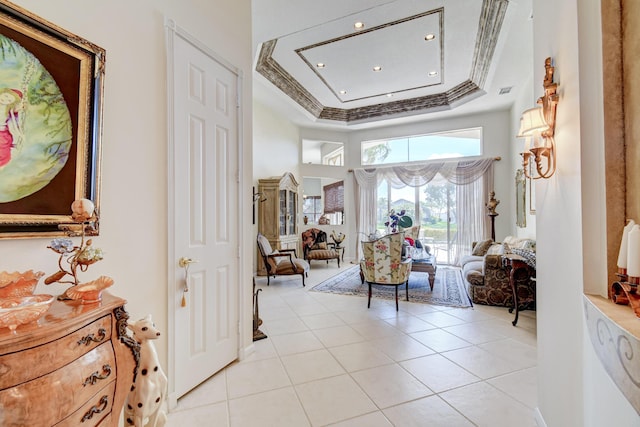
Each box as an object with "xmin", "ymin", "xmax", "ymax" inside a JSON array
[{"xmin": 353, "ymin": 157, "xmax": 497, "ymax": 189}]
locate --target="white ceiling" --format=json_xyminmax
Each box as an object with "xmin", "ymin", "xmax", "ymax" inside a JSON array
[{"xmin": 252, "ymin": 0, "xmax": 533, "ymax": 130}]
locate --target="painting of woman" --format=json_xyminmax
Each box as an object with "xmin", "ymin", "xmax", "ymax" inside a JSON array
[
  {"xmin": 0, "ymin": 88, "xmax": 23, "ymax": 168},
  {"xmin": 0, "ymin": 34, "xmax": 72, "ymax": 203}
]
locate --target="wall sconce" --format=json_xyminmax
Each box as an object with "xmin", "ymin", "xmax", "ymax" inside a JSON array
[{"xmin": 517, "ymin": 57, "xmax": 559, "ymax": 179}]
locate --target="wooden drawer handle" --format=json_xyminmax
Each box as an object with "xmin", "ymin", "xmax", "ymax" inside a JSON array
[
  {"xmin": 77, "ymin": 328, "xmax": 107, "ymax": 346},
  {"xmin": 81, "ymin": 395, "xmax": 109, "ymax": 422},
  {"xmin": 82, "ymin": 364, "xmax": 112, "ymax": 387}
]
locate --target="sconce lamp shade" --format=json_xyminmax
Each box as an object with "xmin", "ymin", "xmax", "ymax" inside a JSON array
[
  {"xmin": 516, "ymin": 58, "xmax": 559, "ymax": 180},
  {"xmin": 517, "ymin": 107, "xmax": 549, "ymax": 137}
]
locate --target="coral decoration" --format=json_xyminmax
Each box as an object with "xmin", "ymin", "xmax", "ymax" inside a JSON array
[{"xmin": 44, "ymin": 199, "xmax": 108, "ymax": 302}]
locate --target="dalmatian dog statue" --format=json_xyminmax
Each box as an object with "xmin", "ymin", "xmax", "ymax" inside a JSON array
[{"xmin": 124, "ymin": 315, "xmax": 167, "ymax": 427}]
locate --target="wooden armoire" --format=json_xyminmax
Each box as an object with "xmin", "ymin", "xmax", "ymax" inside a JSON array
[{"xmin": 257, "ymin": 172, "xmax": 300, "ymax": 275}]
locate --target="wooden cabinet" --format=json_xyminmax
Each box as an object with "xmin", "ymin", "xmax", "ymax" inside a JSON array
[
  {"xmin": 258, "ymin": 172, "xmax": 300, "ymax": 275},
  {"xmin": 0, "ymin": 292, "xmax": 138, "ymax": 427}
]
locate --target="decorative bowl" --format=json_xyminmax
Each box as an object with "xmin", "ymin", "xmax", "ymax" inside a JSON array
[
  {"xmin": 66, "ymin": 276, "xmax": 114, "ymax": 303},
  {"xmin": 0, "ymin": 294, "xmax": 55, "ymax": 332},
  {"xmin": 0, "ymin": 270, "xmax": 45, "ymax": 298}
]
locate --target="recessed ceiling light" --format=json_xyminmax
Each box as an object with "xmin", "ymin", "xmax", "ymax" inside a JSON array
[
  {"xmin": 386, "ymin": 93, "xmax": 393, "ymax": 98},
  {"xmin": 373, "ymin": 66, "xmax": 382, "ymax": 72},
  {"xmin": 316, "ymin": 63, "xmax": 325, "ymax": 68},
  {"xmin": 428, "ymin": 71, "xmax": 438, "ymax": 77},
  {"xmin": 339, "ymin": 90, "xmax": 347, "ymax": 95},
  {"xmin": 425, "ymin": 34, "xmax": 436, "ymax": 41},
  {"xmin": 354, "ymin": 21, "xmax": 365, "ymax": 30}
]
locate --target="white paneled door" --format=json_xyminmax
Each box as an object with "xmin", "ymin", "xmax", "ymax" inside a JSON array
[{"xmin": 168, "ymin": 25, "xmax": 239, "ymax": 400}]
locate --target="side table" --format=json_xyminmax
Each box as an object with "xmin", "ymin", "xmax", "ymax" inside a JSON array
[
  {"xmin": 329, "ymin": 244, "xmax": 345, "ymax": 262},
  {"xmin": 501, "ymin": 254, "xmax": 535, "ymax": 326}
]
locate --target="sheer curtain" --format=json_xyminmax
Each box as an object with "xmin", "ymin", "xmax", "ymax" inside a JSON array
[{"xmin": 352, "ymin": 157, "xmax": 496, "ymax": 265}]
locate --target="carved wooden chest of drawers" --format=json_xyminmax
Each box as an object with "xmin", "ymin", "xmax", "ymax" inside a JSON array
[{"xmin": 0, "ymin": 292, "xmax": 138, "ymax": 427}]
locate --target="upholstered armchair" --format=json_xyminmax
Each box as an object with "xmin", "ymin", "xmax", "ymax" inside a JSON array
[
  {"xmin": 301, "ymin": 228, "xmax": 341, "ymax": 267},
  {"xmin": 257, "ymin": 233, "xmax": 309, "ymax": 286},
  {"xmin": 359, "ymin": 232, "xmax": 412, "ymax": 310}
]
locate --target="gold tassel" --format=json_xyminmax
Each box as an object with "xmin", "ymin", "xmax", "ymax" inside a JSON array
[{"xmin": 181, "ymin": 294, "xmax": 186, "ymax": 307}]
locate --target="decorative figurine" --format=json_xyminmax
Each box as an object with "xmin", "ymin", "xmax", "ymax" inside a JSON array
[
  {"xmin": 330, "ymin": 230, "xmax": 346, "ymax": 248},
  {"xmin": 124, "ymin": 315, "xmax": 168, "ymax": 427},
  {"xmin": 385, "ymin": 209, "xmax": 412, "ymax": 233},
  {"xmin": 486, "ymin": 191, "xmax": 500, "ymax": 215},
  {"xmin": 44, "ymin": 198, "xmax": 112, "ymax": 302}
]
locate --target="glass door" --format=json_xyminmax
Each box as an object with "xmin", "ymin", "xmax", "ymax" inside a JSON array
[
  {"xmin": 279, "ymin": 189, "xmax": 286, "ymax": 236},
  {"xmin": 420, "ymin": 180, "xmax": 456, "ymax": 264},
  {"xmin": 376, "ymin": 178, "xmax": 457, "ymax": 264},
  {"xmin": 287, "ymin": 190, "xmax": 296, "ymax": 235}
]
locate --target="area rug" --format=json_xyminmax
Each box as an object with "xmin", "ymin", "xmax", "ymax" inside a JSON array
[{"xmin": 311, "ymin": 265, "xmax": 472, "ymax": 308}]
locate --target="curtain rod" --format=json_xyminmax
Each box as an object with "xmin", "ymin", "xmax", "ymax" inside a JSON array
[{"xmin": 347, "ymin": 156, "xmax": 501, "ymax": 172}]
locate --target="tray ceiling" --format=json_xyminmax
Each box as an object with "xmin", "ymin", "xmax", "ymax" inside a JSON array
[{"xmin": 253, "ymin": 0, "xmax": 533, "ymax": 128}]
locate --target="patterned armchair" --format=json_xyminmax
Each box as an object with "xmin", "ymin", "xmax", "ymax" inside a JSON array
[
  {"xmin": 301, "ymin": 228, "xmax": 340, "ymax": 267},
  {"xmin": 359, "ymin": 232, "xmax": 412, "ymax": 310}
]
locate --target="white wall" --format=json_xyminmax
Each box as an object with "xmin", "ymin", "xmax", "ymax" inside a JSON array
[
  {"xmin": 534, "ymin": 0, "xmax": 640, "ymax": 425},
  {"xmin": 252, "ymin": 100, "xmax": 301, "ymax": 268},
  {"xmin": 511, "ymin": 73, "xmax": 537, "ymax": 239},
  {"xmin": 253, "ymin": 100, "xmax": 301, "ymax": 180},
  {"xmin": 0, "ymin": 0, "xmax": 253, "ymax": 384}
]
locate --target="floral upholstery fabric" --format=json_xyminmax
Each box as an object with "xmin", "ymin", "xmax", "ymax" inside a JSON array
[
  {"xmin": 461, "ymin": 251, "xmax": 536, "ymax": 308},
  {"xmin": 403, "ymin": 225, "xmax": 420, "ymax": 241},
  {"xmin": 360, "ymin": 232, "xmax": 411, "ymax": 284}
]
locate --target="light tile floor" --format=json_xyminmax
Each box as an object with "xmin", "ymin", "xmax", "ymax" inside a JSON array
[{"xmin": 167, "ymin": 263, "xmax": 537, "ymax": 427}]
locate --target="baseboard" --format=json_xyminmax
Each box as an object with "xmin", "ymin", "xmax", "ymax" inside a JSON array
[
  {"xmin": 167, "ymin": 392, "xmax": 178, "ymax": 411},
  {"xmin": 240, "ymin": 342, "xmax": 255, "ymax": 360},
  {"xmin": 534, "ymin": 407, "xmax": 547, "ymax": 427}
]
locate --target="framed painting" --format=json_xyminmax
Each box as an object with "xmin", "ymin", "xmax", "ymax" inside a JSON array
[{"xmin": 0, "ymin": 0, "xmax": 105, "ymax": 238}]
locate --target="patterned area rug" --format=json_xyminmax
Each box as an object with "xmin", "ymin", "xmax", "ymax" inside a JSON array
[{"xmin": 311, "ymin": 265, "xmax": 472, "ymax": 308}]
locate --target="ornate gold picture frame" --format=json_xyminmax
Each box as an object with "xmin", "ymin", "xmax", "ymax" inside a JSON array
[{"xmin": 0, "ymin": 0, "xmax": 105, "ymax": 238}]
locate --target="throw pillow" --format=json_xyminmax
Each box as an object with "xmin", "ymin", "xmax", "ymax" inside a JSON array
[
  {"xmin": 472, "ymin": 239, "xmax": 494, "ymax": 256},
  {"xmin": 312, "ymin": 242, "xmax": 327, "ymax": 250},
  {"xmin": 486, "ymin": 243, "xmax": 503, "ymax": 255},
  {"xmin": 501, "ymin": 242, "xmax": 512, "ymax": 254}
]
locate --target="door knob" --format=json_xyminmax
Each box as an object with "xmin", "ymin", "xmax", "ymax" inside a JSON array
[{"xmin": 178, "ymin": 257, "xmax": 198, "ymax": 268}]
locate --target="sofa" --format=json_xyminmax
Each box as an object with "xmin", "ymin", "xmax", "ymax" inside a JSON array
[{"xmin": 460, "ymin": 236, "xmax": 536, "ymax": 307}]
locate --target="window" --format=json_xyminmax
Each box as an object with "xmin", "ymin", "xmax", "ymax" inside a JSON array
[
  {"xmin": 361, "ymin": 128, "xmax": 482, "ymax": 166},
  {"xmin": 376, "ymin": 178, "xmax": 458, "ymax": 264},
  {"xmin": 302, "ymin": 139, "xmax": 344, "ymax": 166},
  {"xmin": 323, "ymin": 146, "xmax": 344, "ymax": 166},
  {"xmin": 302, "ymin": 196, "xmax": 321, "ymax": 224},
  {"xmin": 322, "ymin": 180, "xmax": 344, "ymax": 225},
  {"xmin": 323, "ymin": 180, "xmax": 344, "ymax": 214}
]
